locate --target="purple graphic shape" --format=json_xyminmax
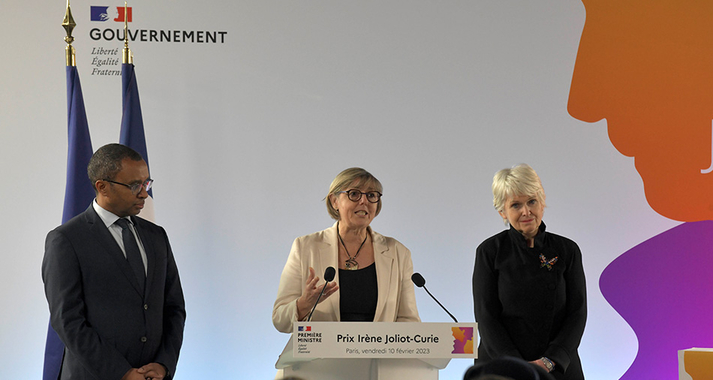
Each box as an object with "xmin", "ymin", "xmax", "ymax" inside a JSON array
[{"xmin": 600, "ymin": 221, "xmax": 713, "ymax": 379}]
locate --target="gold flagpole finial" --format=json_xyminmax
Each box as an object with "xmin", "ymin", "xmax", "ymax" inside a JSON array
[
  {"xmin": 122, "ymin": 1, "xmax": 133, "ymax": 64},
  {"xmin": 62, "ymin": 0, "xmax": 77, "ymax": 66}
]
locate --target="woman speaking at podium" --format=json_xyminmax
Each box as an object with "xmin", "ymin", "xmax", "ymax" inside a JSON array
[
  {"xmin": 272, "ymin": 168, "xmax": 420, "ymax": 333},
  {"xmin": 473, "ymin": 164, "xmax": 587, "ymax": 380}
]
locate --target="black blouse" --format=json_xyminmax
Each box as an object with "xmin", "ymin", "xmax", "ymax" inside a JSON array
[
  {"xmin": 339, "ymin": 263, "xmax": 378, "ymax": 321},
  {"xmin": 473, "ymin": 222, "xmax": 587, "ymax": 380}
]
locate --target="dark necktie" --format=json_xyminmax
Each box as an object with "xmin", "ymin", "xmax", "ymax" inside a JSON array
[{"xmin": 115, "ymin": 218, "xmax": 145, "ymax": 290}]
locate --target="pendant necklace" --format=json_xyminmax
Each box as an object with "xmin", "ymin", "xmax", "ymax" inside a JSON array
[{"xmin": 338, "ymin": 223, "xmax": 368, "ymax": 270}]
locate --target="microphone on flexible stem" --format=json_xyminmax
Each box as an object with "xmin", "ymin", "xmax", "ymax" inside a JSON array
[
  {"xmin": 307, "ymin": 266, "xmax": 336, "ymax": 322},
  {"xmin": 412, "ymin": 272, "xmax": 459, "ymax": 323}
]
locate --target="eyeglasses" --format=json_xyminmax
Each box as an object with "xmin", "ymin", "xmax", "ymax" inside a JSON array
[
  {"xmin": 104, "ymin": 178, "xmax": 153, "ymax": 195},
  {"xmin": 338, "ymin": 189, "xmax": 382, "ymax": 203}
]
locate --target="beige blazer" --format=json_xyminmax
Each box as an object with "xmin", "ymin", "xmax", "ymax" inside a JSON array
[{"xmin": 272, "ymin": 222, "xmax": 420, "ymax": 333}]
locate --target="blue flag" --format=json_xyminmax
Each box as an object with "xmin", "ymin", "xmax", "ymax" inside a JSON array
[
  {"xmin": 42, "ymin": 65, "xmax": 95, "ymax": 380},
  {"xmin": 120, "ymin": 63, "xmax": 155, "ymax": 220}
]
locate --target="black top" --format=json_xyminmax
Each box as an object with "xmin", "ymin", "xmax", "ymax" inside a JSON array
[
  {"xmin": 339, "ymin": 263, "xmax": 378, "ymax": 321},
  {"xmin": 473, "ymin": 222, "xmax": 587, "ymax": 380}
]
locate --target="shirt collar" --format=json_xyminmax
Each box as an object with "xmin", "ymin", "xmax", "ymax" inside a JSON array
[{"xmin": 93, "ymin": 199, "xmax": 131, "ymax": 228}]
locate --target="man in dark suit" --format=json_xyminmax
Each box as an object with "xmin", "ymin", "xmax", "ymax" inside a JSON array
[{"xmin": 42, "ymin": 143, "xmax": 186, "ymax": 380}]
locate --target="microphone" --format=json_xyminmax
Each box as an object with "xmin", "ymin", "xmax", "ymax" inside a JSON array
[
  {"xmin": 324, "ymin": 266, "xmax": 336, "ymax": 282},
  {"xmin": 412, "ymin": 272, "xmax": 458, "ymax": 323},
  {"xmin": 307, "ymin": 267, "xmax": 336, "ymax": 322}
]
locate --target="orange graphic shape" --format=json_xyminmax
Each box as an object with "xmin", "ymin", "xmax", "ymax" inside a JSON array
[
  {"xmin": 568, "ymin": 0, "xmax": 713, "ymax": 221},
  {"xmin": 684, "ymin": 351, "xmax": 713, "ymax": 380},
  {"xmin": 452, "ymin": 327, "xmax": 466, "ymax": 342},
  {"xmin": 463, "ymin": 337, "xmax": 474, "ymax": 354}
]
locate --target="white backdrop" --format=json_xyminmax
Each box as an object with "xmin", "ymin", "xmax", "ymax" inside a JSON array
[{"xmin": 1, "ymin": 1, "xmax": 679, "ymax": 379}]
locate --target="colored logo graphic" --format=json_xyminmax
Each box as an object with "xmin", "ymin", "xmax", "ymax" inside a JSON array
[
  {"xmin": 90, "ymin": 6, "xmax": 132, "ymax": 22},
  {"xmin": 451, "ymin": 327, "xmax": 473, "ymax": 354},
  {"xmin": 297, "ymin": 326, "xmax": 311, "ymax": 332},
  {"xmin": 568, "ymin": 1, "xmax": 713, "ymax": 379}
]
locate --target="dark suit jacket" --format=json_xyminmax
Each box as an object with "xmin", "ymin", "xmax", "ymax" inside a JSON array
[{"xmin": 42, "ymin": 205, "xmax": 186, "ymax": 380}]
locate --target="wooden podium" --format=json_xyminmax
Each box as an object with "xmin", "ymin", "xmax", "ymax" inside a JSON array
[{"xmin": 275, "ymin": 322, "xmax": 477, "ymax": 380}]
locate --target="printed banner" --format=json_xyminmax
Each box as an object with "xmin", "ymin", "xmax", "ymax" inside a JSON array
[{"xmin": 292, "ymin": 322, "xmax": 477, "ymax": 359}]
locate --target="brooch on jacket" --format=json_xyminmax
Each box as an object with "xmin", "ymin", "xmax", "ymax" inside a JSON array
[{"xmin": 539, "ymin": 254, "xmax": 558, "ymax": 271}]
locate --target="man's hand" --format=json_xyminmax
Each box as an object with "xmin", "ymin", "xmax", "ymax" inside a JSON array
[
  {"xmin": 137, "ymin": 363, "xmax": 168, "ymax": 379},
  {"xmin": 121, "ymin": 368, "xmax": 146, "ymax": 380}
]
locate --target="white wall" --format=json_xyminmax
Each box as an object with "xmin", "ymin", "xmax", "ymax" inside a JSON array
[{"xmin": 0, "ymin": 1, "xmax": 678, "ymax": 379}]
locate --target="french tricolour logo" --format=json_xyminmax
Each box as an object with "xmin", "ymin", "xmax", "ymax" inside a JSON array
[{"xmin": 90, "ymin": 6, "xmax": 132, "ymax": 22}]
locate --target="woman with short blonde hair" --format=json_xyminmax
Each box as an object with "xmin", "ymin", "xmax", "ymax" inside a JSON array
[{"xmin": 473, "ymin": 164, "xmax": 587, "ymax": 380}]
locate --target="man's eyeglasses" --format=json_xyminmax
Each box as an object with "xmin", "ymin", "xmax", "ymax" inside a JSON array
[
  {"xmin": 103, "ymin": 179, "xmax": 153, "ymax": 195},
  {"xmin": 338, "ymin": 189, "xmax": 382, "ymax": 203}
]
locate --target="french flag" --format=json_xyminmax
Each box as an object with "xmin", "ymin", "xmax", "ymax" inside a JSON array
[
  {"xmin": 43, "ymin": 60, "xmax": 96, "ymax": 380},
  {"xmin": 120, "ymin": 62, "xmax": 155, "ymax": 222}
]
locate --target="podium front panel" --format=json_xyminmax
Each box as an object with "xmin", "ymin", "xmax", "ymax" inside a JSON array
[
  {"xmin": 282, "ymin": 358, "xmax": 440, "ymax": 380},
  {"xmin": 292, "ymin": 322, "xmax": 477, "ymax": 359}
]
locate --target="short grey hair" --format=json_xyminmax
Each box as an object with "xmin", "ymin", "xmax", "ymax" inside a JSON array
[
  {"xmin": 492, "ymin": 163, "xmax": 546, "ymax": 213},
  {"xmin": 325, "ymin": 168, "xmax": 383, "ymax": 220}
]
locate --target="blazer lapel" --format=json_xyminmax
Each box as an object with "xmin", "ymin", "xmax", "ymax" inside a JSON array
[
  {"xmin": 322, "ymin": 224, "xmax": 341, "ymax": 321},
  {"xmin": 372, "ymin": 230, "xmax": 395, "ymax": 322},
  {"xmin": 84, "ymin": 206, "xmax": 144, "ymax": 296}
]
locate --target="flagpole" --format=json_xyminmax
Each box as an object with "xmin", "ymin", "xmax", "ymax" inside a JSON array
[
  {"xmin": 62, "ymin": 0, "xmax": 76, "ymax": 66},
  {"xmin": 123, "ymin": 1, "xmax": 133, "ymax": 64},
  {"xmin": 46, "ymin": 2, "xmax": 95, "ymax": 379}
]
